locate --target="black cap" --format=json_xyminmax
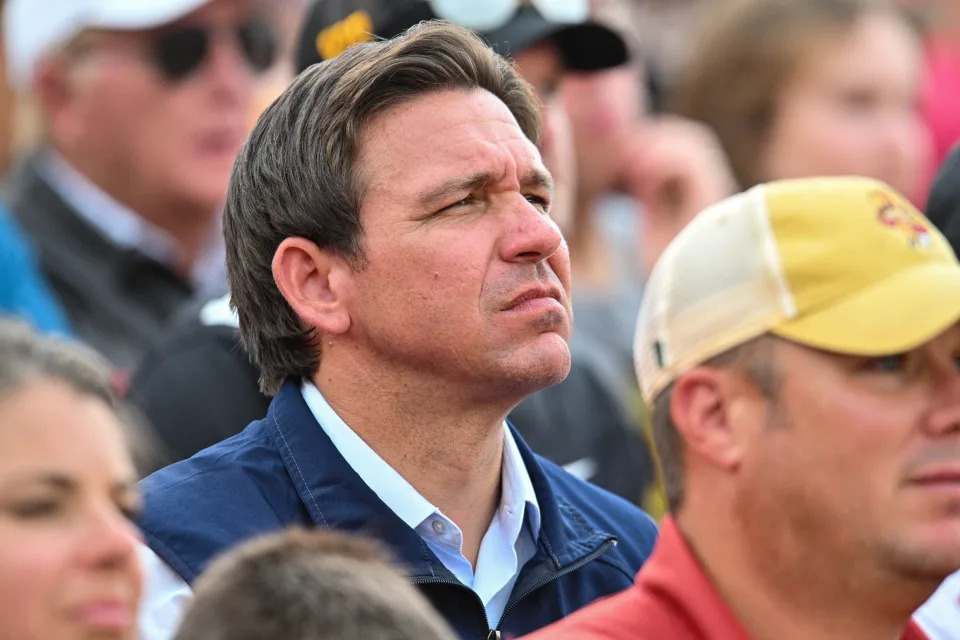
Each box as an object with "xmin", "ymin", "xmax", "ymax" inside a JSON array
[
  {"xmin": 926, "ymin": 144, "xmax": 960, "ymax": 258},
  {"xmin": 295, "ymin": 0, "xmax": 629, "ymax": 74}
]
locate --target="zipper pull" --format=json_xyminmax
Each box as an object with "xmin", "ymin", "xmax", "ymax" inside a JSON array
[{"xmin": 487, "ymin": 630, "xmax": 501, "ymax": 640}]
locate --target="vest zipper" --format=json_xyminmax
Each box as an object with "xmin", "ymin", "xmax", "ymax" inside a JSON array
[
  {"xmin": 495, "ymin": 537, "xmax": 618, "ymax": 631},
  {"xmin": 408, "ymin": 576, "xmax": 490, "ymax": 637},
  {"xmin": 410, "ymin": 537, "xmax": 617, "ymax": 638}
]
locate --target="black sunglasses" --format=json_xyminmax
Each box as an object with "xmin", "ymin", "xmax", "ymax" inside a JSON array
[{"xmin": 152, "ymin": 18, "xmax": 278, "ymax": 81}]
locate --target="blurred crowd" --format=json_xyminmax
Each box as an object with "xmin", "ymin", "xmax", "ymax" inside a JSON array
[{"xmin": 3, "ymin": 0, "xmax": 960, "ymax": 639}]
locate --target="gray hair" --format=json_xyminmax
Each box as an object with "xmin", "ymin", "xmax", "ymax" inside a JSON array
[
  {"xmin": 223, "ymin": 20, "xmax": 542, "ymax": 395},
  {"xmin": 0, "ymin": 318, "xmax": 116, "ymax": 407}
]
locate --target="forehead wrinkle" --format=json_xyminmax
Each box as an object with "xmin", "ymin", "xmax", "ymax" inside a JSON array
[{"xmin": 358, "ymin": 91, "xmax": 540, "ymax": 206}]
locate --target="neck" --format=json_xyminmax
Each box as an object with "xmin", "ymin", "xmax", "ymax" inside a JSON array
[
  {"xmin": 676, "ymin": 491, "xmax": 927, "ymax": 640},
  {"xmin": 54, "ymin": 147, "xmax": 218, "ymax": 276},
  {"xmin": 314, "ymin": 348, "xmax": 511, "ymax": 566}
]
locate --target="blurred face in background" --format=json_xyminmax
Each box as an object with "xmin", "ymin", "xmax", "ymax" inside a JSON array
[
  {"xmin": 560, "ymin": 64, "xmax": 644, "ymax": 198},
  {"xmin": 762, "ymin": 10, "xmax": 925, "ymax": 201},
  {"xmin": 42, "ymin": 0, "xmax": 272, "ymax": 213},
  {"xmin": 0, "ymin": 378, "xmax": 141, "ymax": 640},
  {"xmin": 513, "ymin": 40, "xmax": 577, "ymax": 234}
]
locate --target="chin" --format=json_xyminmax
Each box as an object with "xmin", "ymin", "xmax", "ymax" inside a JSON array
[
  {"xmin": 507, "ymin": 338, "xmax": 572, "ymax": 389},
  {"xmin": 175, "ymin": 177, "xmax": 233, "ymax": 210},
  {"xmin": 884, "ymin": 525, "xmax": 960, "ymax": 582}
]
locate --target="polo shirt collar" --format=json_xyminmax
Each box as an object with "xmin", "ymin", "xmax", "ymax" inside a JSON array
[{"xmin": 640, "ymin": 517, "xmax": 752, "ymax": 639}]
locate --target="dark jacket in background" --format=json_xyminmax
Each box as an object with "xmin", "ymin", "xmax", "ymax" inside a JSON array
[
  {"xmin": 3, "ymin": 155, "xmax": 195, "ymax": 369},
  {"xmin": 141, "ymin": 381, "xmax": 659, "ymax": 640},
  {"xmin": 128, "ymin": 299, "xmax": 657, "ymax": 504},
  {"xmin": 926, "ymin": 144, "xmax": 960, "ymax": 258}
]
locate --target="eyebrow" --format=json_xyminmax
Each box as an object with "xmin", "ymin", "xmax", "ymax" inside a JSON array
[
  {"xmin": 417, "ymin": 168, "xmax": 555, "ymax": 210},
  {"xmin": 0, "ymin": 472, "xmax": 137, "ymax": 495},
  {"xmin": 522, "ymin": 167, "xmax": 555, "ymax": 195},
  {"xmin": 4, "ymin": 472, "xmax": 73, "ymax": 491}
]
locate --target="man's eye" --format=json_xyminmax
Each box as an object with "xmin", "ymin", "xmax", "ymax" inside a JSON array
[
  {"xmin": 444, "ymin": 195, "xmax": 478, "ymax": 210},
  {"xmin": 8, "ymin": 499, "xmax": 61, "ymax": 519},
  {"xmin": 525, "ymin": 195, "xmax": 550, "ymax": 213},
  {"xmin": 865, "ymin": 354, "xmax": 907, "ymax": 373}
]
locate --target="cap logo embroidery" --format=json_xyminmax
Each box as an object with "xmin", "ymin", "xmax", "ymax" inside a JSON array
[
  {"xmin": 315, "ymin": 10, "xmax": 374, "ymax": 61},
  {"xmin": 871, "ymin": 190, "xmax": 932, "ymax": 250}
]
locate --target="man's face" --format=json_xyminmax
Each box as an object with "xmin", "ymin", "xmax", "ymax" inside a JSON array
[
  {"xmin": 512, "ymin": 40, "xmax": 565, "ymax": 99},
  {"xmin": 735, "ymin": 325, "xmax": 960, "ymax": 584},
  {"xmin": 52, "ymin": 0, "xmax": 262, "ymax": 211},
  {"xmin": 344, "ymin": 88, "xmax": 573, "ymax": 400}
]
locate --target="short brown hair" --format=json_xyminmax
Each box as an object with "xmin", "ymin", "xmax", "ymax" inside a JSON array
[
  {"xmin": 672, "ymin": 0, "xmax": 896, "ymax": 190},
  {"xmin": 224, "ymin": 21, "xmax": 541, "ymax": 395},
  {"xmin": 650, "ymin": 336, "xmax": 781, "ymax": 510},
  {"xmin": 173, "ymin": 527, "xmax": 456, "ymax": 640}
]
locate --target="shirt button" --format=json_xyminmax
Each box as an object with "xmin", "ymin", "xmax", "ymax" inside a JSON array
[{"xmin": 432, "ymin": 520, "xmax": 446, "ymax": 534}]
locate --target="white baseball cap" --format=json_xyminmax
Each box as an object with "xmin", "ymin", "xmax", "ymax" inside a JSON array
[
  {"xmin": 634, "ymin": 177, "xmax": 960, "ymax": 403},
  {"xmin": 3, "ymin": 0, "xmax": 214, "ymax": 88}
]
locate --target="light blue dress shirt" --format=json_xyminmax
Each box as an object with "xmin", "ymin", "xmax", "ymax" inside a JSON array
[
  {"xmin": 138, "ymin": 381, "xmax": 541, "ymax": 639},
  {"xmin": 300, "ymin": 380, "xmax": 541, "ymax": 626}
]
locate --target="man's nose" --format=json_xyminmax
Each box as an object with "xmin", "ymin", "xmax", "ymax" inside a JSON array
[
  {"xmin": 199, "ymin": 28, "xmax": 258, "ymax": 102},
  {"xmin": 925, "ymin": 369, "xmax": 960, "ymax": 437},
  {"xmin": 499, "ymin": 195, "xmax": 564, "ymax": 264}
]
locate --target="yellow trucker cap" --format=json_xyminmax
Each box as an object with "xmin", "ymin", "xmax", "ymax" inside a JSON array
[{"xmin": 634, "ymin": 176, "xmax": 960, "ymax": 402}]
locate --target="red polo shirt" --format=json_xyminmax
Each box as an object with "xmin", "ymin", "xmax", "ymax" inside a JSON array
[{"xmin": 523, "ymin": 517, "xmax": 929, "ymax": 640}]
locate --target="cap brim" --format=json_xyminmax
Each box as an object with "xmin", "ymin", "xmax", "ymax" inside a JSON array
[
  {"xmin": 772, "ymin": 261, "xmax": 960, "ymax": 355},
  {"xmin": 89, "ymin": 0, "xmax": 212, "ymax": 30},
  {"xmin": 482, "ymin": 10, "xmax": 628, "ymax": 71}
]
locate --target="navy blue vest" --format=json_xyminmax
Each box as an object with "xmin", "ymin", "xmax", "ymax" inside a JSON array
[{"xmin": 141, "ymin": 381, "xmax": 658, "ymax": 639}]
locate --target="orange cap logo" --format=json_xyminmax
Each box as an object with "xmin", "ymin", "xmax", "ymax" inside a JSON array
[
  {"xmin": 315, "ymin": 10, "xmax": 375, "ymax": 61},
  {"xmin": 871, "ymin": 190, "xmax": 932, "ymax": 250}
]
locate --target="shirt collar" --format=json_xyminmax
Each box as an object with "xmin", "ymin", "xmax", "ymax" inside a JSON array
[
  {"xmin": 647, "ymin": 518, "xmax": 930, "ymax": 640},
  {"xmin": 502, "ymin": 419, "xmax": 541, "ymax": 538},
  {"xmin": 299, "ymin": 380, "xmax": 540, "ymax": 539},
  {"xmin": 640, "ymin": 517, "xmax": 753, "ymax": 640},
  {"xmin": 38, "ymin": 151, "xmax": 227, "ymax": 297}
]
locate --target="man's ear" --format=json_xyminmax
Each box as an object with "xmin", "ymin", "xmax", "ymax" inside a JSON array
[
  {"xmin": 670, "ymin": 368, "xmax": 746, "ymax": 472},
  {"xmin": 272, "ymin": 237, "xmax": 352, "ymax": 336},
  {"xmin": 34, "ymin": 59, "xmax": 78, "ymax": 144}
]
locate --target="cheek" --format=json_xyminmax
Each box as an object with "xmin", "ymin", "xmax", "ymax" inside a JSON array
[
  {"xmin": 85, "ymin": 79, "xmax": 186, "ymax": 163},
  {"xmin": 0, "ymin": 529, "xmax": 71, "ymax": 632},
  {"xmin": 135, "ymin": 98, "xmax": 197, "ymax": 165},
  {"xmin": 361, "ymin": 240, "xmax": 488, "ymax": 319},
  {"xmin": 792, "ymin": 390, "xmax": 913, "ymax": 499}
]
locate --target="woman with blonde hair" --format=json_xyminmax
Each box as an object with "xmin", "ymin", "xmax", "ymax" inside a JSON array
[
  {"xmin": 674, "ymin": 0, "xmax": 928, "ymax": 203},
  {"xmin": 0, "ymin": 320, "xmax": 142, "ymax": 639}
]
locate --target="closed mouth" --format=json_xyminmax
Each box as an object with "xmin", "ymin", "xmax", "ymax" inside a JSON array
[{"xmin": 503, "ymin": 286, "xmax": 562, "ymax": 311}]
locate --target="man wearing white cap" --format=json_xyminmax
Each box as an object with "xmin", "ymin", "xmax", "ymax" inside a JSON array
[
  {"xmin": 1, "ymin": 0, "xmax": 276, "ymax": 368},
  {"xmin": 527, "ymin": 176, "xmax": 960, "ymax": 639}
]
